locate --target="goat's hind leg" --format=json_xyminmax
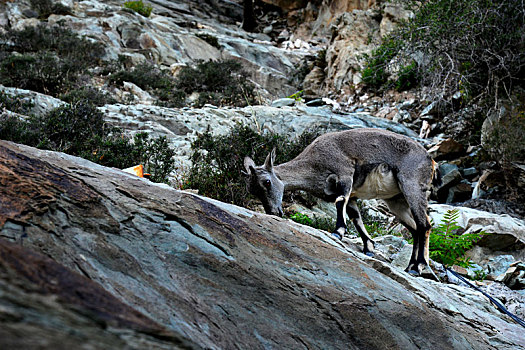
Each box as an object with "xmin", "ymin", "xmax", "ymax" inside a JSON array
[
  {"xmin": 346, "ymin": 199, "xmax": 375, "ymax": 256},
  {"xmin": 391, "ymin": 179, "xmax": 432, "ymax": 276}
]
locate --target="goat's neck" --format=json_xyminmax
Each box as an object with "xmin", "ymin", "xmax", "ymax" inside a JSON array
[{"xmin": 274, "ymin": 159, "xmax": 311, "ymax": 191}]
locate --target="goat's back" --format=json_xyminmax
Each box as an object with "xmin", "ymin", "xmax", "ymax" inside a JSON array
[{"xmin": 296, "ymin": 128, "xmax": 431, "ymax": 171}]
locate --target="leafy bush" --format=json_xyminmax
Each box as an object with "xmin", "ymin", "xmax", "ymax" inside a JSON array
[
  {"xmin": 109, "ymin": 59, "xmax": 256, "ymax": 108},
  {"xmin": 361, "ymin": 38, "xmax": 401, "ymax": 89},
  {"xmin": 109, "ymin": 61, "xmax": 186, "ymax": 107},
  {"xmin": 363, "ymin": 0, "xmax": 525, "ymax": 106},
  {"xmin": 0, "ymin": 95, "xmax": 175, "ymax": 183},
  {"xmin": 0, "ymin": 24, "xmax": 105, "ymax": 95},
  {"xmin": 176, "ymin": 59, "xmax": 256, "ymax": 107},
  {"xmin": 129, "ymin": 133, "xmax": 177, "ymax": 183},
  {"xmin": 60, "ymin": 87, "xmax": 117, "ymax": 106},
  {"xmin": 123, "ymin": 0, "xmax": 153, "ymax": 17},
  {"xmin": 196, "ymin": 34, "xmax": 220, "ymax": 49},
  {"xmin": 289, "ymin": 212, "xmax": 335, "ymax": 232},
  {"xmin": 30, "ymin": 0, "xmax": 72, "ymax": 19},
  {"xmin": 109, "ymin": 62, "xmax": 173, "ymax": 91},
  {"xmin": 429, "ymin": 208, "xmax": 484, "ymax": 267},
  {"xmin": 182, "ymin": 124, "xmax": 320, "ymax": 207},
  {"xmin": 395, "ymin": 61, "xmax": 419, "ymax": 91},
  {"xmin": 0, "ymin": 91, "xmax": 34, "ymax": 115},
  {"xmin": 364, "ymin": 221, "xmax": 396, "ymax": 238}
]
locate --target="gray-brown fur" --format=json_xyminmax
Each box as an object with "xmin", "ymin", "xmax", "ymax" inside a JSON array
[{"xmin": 244, "ymin": 128, "xmax": 436, "ymax": 275}]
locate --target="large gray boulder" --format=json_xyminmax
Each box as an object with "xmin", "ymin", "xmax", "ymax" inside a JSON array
[
  {"xmin": 429, "ymin": 204, "xmax": 525, "ymax": 254},
  {"xmin": 1, "ymin": 140, "xmax": 524, "ymax": 349}
]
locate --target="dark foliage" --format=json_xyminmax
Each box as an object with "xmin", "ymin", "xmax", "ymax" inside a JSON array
[
  {"xmin": 175, "ymin": 59, "xmax": 256, "ymax": 107},
  {"xmin": 60, "ymin": 87, "xmax": 117, "ymax": 107},
  {"xmin": 30, "ymin": 0, "xmax": 72, "ymax": 19},
  {"xmin": 196, "ymin": 33, "xmax": 221, "ymax": 49},
  {"xmin": 110, "ymin": 59, "xmax": 256, "ymax": 108},
  {"xmin": 109, "ymin": 61, "xmax": 185, "ymax": 107},
  {"xmin": 109, "ymin": 62, "xmax": 173, "ymax": 91},
  {"xmin": 0, "ymin": 24, "xmax": 105, "ymax": 95},
  {"xmin": 0, "ymin": 95, "xmax": 175, "ymax": 183},
  {"xmin": 363, "ymin": 0, "xmax": 525, "ymax": 105},
  {"xmin": 183, "ymin": 124, "xmax": 320, "ymax": 208}
]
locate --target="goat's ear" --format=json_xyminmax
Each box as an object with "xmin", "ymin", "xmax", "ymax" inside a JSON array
[
  {"xmin": 264, "ymin": 148, "xmax": 276, "ymax": 171},
  {"xmin": 244, "ymin": 156, "xmax": 256, "ymax": 174}
]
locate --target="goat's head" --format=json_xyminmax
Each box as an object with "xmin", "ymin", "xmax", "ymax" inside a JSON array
[{"xmin": 243, "ymin": 149, "xmax": 284, "ymax": 217}]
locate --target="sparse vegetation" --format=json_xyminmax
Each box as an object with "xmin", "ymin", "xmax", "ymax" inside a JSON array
[
  {"xmin": 0, "ymin": 94, "xmax": 175, "ymax": 183},
  {"xmin": 176, "ymin": 59, "xmax": 256, "ymax": 107},
  {"xmin": 60, "ymin": 87, "xmax": 117, "ymax": 106},
  {"xmin": 196, "ymin": 34, "xmax": 221, "ymax": 49},
  {"xmin": 182, "ymin": 124, "xmax": 320, "ymax": 208},
  {"xmin": 288, "ymin": 212, "xmax": 335, "ymax": 232},
  {"xmin": 30, "ymin": 0, "xmax": 72, "ymax": 19},
  {"xmin": 0, "ymin": 24, "xmax": 105, "ymax": 95},
  {"xmin": 109, "ymin": 59, "xmax": 256, "ymax": 108},
  {"xmin": 123, "ymin": 0, "xmax": 153, "ymax": 17},
  {"xmin": 362, "ymin": 0, "xmax": 525, "ymax": 105}
]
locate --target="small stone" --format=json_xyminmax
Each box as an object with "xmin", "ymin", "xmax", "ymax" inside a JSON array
[
  {"xmin": 420, "ymin": 102, "xmax": 438, "ymax": 118},
  {"xmin": 428, "ymin": 138, "xmax": 465, "ymax": 160},
  {"xmin": 271, "ymin": 98, "xmax": 296, "ymax": 108},
  {"xmin": 446, "ymin": 182, "xmax": 472, "ymax": 203},
  {"xmin": 263, "ymin": 25, "xmax": 273, "ymax": 34},
  {"xmin": 462, "ymin": 167, "xmax": 478, "ymax": 178}
]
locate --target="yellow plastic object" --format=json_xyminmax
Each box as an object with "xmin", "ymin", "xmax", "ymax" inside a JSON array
[{"xmin": 122, "ymin": 164, "xmax": 150, "ymax": 178}]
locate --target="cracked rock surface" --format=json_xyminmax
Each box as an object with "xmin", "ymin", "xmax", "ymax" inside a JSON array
[{"xmin": 1, "ymin": 140, "xmax": 524, "ymax": 349}]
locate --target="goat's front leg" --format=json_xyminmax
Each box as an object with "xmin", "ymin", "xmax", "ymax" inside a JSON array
[{"xmin": 331, "ymin": 175, "xmax": 354, "ymax": 240}]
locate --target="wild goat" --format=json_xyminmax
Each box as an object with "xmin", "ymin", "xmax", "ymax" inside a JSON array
[{"xmin": 243, "ymin": 128, "xmax": 439, "ymax": 275}]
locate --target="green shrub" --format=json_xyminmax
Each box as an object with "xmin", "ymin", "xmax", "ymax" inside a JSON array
[
  {"xmin": 0, "ymin": 24, "xmax": 105, "ymax": 65},
  {"xmin": 364, "ymin": 221, "xmax": 396, "ymax": 238},
  {"xmin": 289, "ymin": 212, "xmax": 335, "ymax": 232},
  {"xmin": 361, "ymin": 38, "xmax": 401, "ymax": 89},
  {"xmin": 0, "ymin": 24, "xmax": 105, "ymax": 95},
  {"xmin": 0, "ymin": 114, "xmax": 37, "ymax": 146},
  {"xmin": 176, "ymin": 59, "xmax": 256, "ymax": 107},
  {"xmin": 363, "ymin": 0, "xmax": 525, "ymax": 107},
  {"xmin": 35, "ymin": 102, "xmax": 107, "ymax": 153},
  {"xmin": 0, "ymin": 95, "xmax": 175, "ymax": 183},
  {"xmin": 60, "ymin": 87, "xmax": 117, "ymax": 106},
  {"xmin": 109, "ymin": 62, "xmax": 186, "ymax": 107},
  {"xmin": 109, "ymin": 59, "xmax": 256, "ymax": 108},
  {"xmin": 0, "ymin": 53, "xmax": 67, "ymax": 95},
  {"xmin": 196, "ymin": 33, "xmax": 220, "ymax": 49},
  {"xmin": 30, "ymin": 0, "xmax": 72, "ymax": 19},
  {"xmin": 0, "ymin": 91, "xmax": 34, "ymax": 115},
  {"xmin": 130, "ymin": 133, "xmax": 177, "ymax": 183},
  {"xmin": 123, "ymin": 0, "xmax": 153, "ymax": 17},
  {"xmin": 395, "ymin": 61, "xmax": 419, "ymax": 91},
  {"xmin": 182, "ymin": 124, "xmax": 320, "ymax": 207},
  {"xmin": 109, "ymin": 62, "xmax": 173, "ymax": 90},
  {"xmin": 429, "ymin": 208, "xmax": 485, "ymax": 267}
]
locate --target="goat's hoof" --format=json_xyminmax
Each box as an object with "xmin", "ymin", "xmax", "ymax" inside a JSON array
[
  {"xmin": 365, "ymin": 251, "xmax": 375, "ymax": 257},
  {"xmin": 331, "ymin": 232, "xmax": 343, "ymax": 240},
  {"xmin": 406, "ymin": 269, "xmax": 420, "ymax": 276}
]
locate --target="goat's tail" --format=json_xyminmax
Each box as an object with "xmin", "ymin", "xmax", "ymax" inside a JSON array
[{"xmin": 431, "ymin": 159, "xmax": 442, "ymax": 188}]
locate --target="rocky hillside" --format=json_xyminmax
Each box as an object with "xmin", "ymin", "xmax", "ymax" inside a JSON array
[
  {"xmin": 1, "ymin": 0, "xmax": 525, "ymax": 348},
  {"xmin": 1, "ymin": 140, "xmax": 525, "ymax": 349}
]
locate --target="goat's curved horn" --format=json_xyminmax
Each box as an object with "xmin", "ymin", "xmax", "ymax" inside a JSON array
[{"xmin": 264, "ymin": 148, "xmax": 276, "ymax": 171}]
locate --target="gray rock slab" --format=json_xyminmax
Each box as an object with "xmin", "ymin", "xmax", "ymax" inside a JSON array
[{"xmin": 2, "ymin": 140, "xmax": 524, "ymax": 349}]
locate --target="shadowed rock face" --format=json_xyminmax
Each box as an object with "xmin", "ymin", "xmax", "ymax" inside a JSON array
[{"xmin": 1, "ymin": 140, "xmax": 524, "ymax": 349}]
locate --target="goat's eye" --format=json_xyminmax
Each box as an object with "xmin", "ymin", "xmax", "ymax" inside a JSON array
[{"xmin": 263, "ymin": 179, "xmax": 271, "ymax": 188}]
